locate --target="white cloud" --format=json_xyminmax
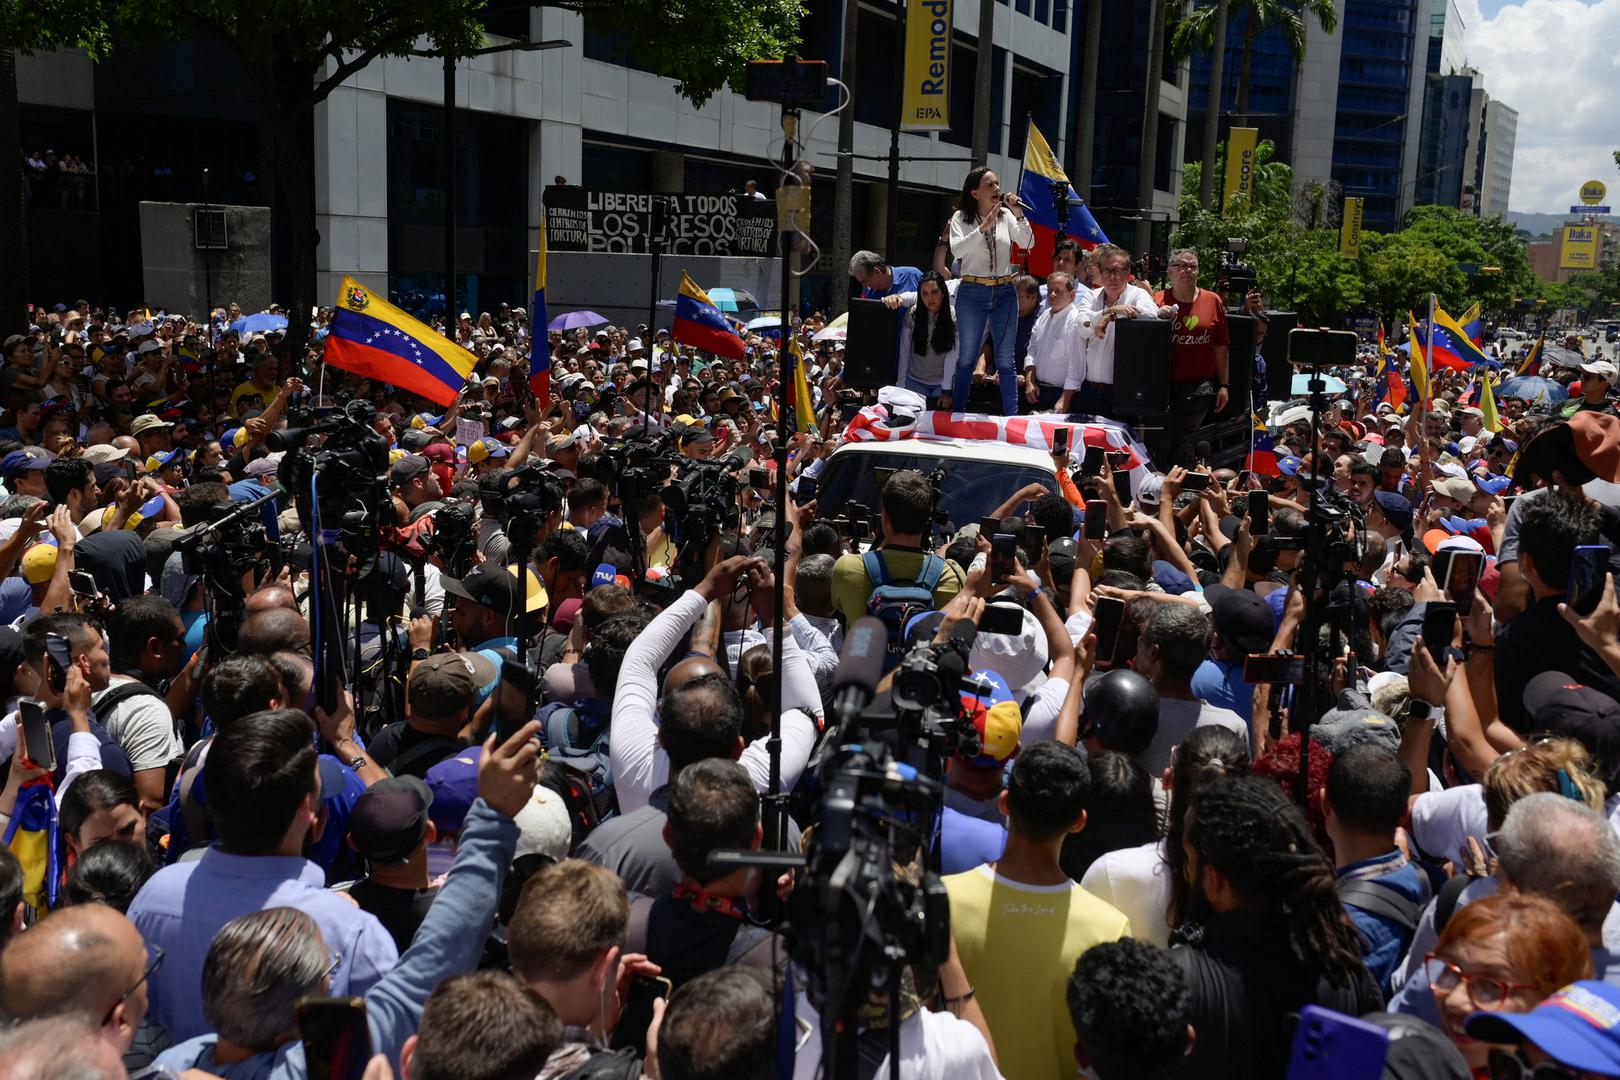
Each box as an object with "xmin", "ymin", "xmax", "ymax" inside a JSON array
[{"xmin": 1454, "ymin": 0, "xmax": 1620, "ymax": 212}]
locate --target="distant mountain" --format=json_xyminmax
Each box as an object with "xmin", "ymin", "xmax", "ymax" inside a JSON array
[{"xmin": 1506, "ymin": 211, "xmax": 1578, "ymax": 238}]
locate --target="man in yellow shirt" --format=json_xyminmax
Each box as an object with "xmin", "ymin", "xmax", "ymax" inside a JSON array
[
  {"xmin": 946, "ymin": 740, "xmax": 1131, "ymax": 1080},
  {"xmin": 830, "ymin": 469, "xmax": 964, "ymax": 624},
  {"xmin": 230, "ymin": 355, "xmax": 282, "ymax": 415}
]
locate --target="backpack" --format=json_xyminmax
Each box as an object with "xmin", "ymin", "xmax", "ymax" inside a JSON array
[
  {"xmin": 862, "ymin": 548, "xmax": 945, "ymax": 670},
  {"xmin": 538, "ymin": 698, "xmax": 618, "ymax": 832}
]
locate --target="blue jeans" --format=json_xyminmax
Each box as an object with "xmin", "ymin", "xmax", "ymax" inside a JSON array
[
  {"xmin": 951, "ymin": 281, "xmax": 1018, "ymax": 415},
  {"xmin": 903, "ymin": 374, "xmax": 943, "ymax": 407}
]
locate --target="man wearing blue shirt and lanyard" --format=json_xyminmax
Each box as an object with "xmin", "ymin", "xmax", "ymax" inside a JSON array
[{"xmin": 850, "ymin": 251, "xmax": 923, "ymax": 383}]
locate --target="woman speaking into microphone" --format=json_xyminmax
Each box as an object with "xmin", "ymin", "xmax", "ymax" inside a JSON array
[{"xmin": 945, "ymin": 168, "xmax": 1032, "ymax": 415}]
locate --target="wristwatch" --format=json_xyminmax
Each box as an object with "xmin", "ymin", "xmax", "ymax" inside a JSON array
[
  {"xmin": 1408, "ymin": 698, "xmax": 1438, "ymax": 722},
  {"xmin": 411, "ymin": 647, "xmax": 433, "ymax": 662},
  {"xmin": 344, "ymin": 752, "xmax": 369, "ymax": 771}
]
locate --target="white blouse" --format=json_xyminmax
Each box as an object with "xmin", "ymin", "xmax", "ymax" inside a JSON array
[{"xmin": 947, "ymin": 206, "xmax": 1034, "ymax": 279}]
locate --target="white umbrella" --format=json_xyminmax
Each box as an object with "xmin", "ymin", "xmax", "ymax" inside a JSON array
[{"xmin": 812, "ymin": 312, "xmax": 849, "ymax": 342}]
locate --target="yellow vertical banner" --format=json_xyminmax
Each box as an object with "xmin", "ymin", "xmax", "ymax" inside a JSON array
[
  {"xmin": 901, "ymin": 0, "xmax": 953, "ymax": 131},
  {"xmin": 1339, "ymin": 197, "xmax": 1364, "ymax": 257},
  {"xmin": 1221, "ymin": 127, "xmax": 1260, "ymax": 210}
]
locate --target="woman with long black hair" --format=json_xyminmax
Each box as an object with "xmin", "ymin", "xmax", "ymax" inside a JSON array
[
  {"xmin": 883, "ymin": 270, "xmax": 958, "ymax": 406},
  {"xmin": 946, "ymin": 167, "xmax": 1032, "ymax": 414}
]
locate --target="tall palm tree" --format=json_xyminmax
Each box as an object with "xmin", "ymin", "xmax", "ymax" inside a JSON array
[{"xmin": 1172, "ymin": 0, "xmax": 1339, "ymax": 206}]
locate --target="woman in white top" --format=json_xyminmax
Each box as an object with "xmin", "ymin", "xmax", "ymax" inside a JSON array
[
  {"xmin": 1075, "ymin": 242, "xmax": 1161, "ymax": 418},
  {"xmin": 884, "ymin": 270, "xmax": 959, "ymax": 406},
  {"xmin": 946, "ymin": 168, "xmax": 1033, "ymax": 416}
]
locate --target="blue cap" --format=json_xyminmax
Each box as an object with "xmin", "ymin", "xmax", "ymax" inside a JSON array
[
  {"xmin": 1277, "ymin": 455, "xmax": 1303, "ymax": 477},
  {"xmin": 590, "ymin": 563, "xmax": 619, "ymax": 589},
  {"xmin": 1151, "ymin": 560, "xmax": 1196, "ymax": 596},
  {"xmin": 1474, "ymin": 473, "xmax": 1511, "ymax": 495},
  {"xmin": 0, "ymin": 449, "xmax": 50, "ymax": 476},
  {"xmin": 1373, "ymin": 489, "xmax": 1414, "ymax": 531},
  {"xmin": 1465, "ymin": 981, "xmax": 1620, "ymax": 1077},
  {"xmin": 424, "ymin": 747, "xmax": 482, "ymax": 832}
]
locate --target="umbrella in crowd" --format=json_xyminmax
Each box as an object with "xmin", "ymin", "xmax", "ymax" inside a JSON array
[
  {"xmin": 1540, "ymin": 344, "xmax": 1586, "ymax": 370},
  {"xmin": 812, "ymin": 312, "xmax": 849, "ymax": 342},
  {"xmin": 1292, "ymin": 372, "xmax": 1347, "ymax": 395},
  {"xmin": 548, "ymin": 310, "xmax": 609, "ymax": 331},
  {"xmin": 1498, "ymin": 375, "xmax": 1571, "ymax": 404},
  {"xmin": 705, "ymin": 288, "xmax": 759, "ymax": 313},
  {"xmin": 229, "ymin": 312, "xmax": 288, "ymax": 334},
  {"xmin": 746, "ymin": 314, "xmax": 785, "ymax": 337}
]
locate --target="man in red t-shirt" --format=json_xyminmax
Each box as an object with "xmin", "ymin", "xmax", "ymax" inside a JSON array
[{"xmin": 1151, "ymin": 248, "xmax": 1231, "ymax": 469}]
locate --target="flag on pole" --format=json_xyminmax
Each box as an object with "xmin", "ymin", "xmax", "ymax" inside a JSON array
[
  {"xmin": 1017, "ymin": 121, "xmax": 1109, "ymax": 277},
  {"xmin": 1479, "ymin": 373, "xmax": 1503, "ymax": 433},
  {"xmin": 785, "ymin": 333, "xmax": 817, "ymax": 434},
  {"xmin": 1245, "ymin": 417, "xmax": 1281, "ymax": 477},
  {"xmin": 1430, "ymin": 306, "xmax": 1494, "ymax": 370},
  {"xmin": 1460, "ymin": 301, "xmax": 1482, "ymax": 345},
  {"xmin": 3, "ymin": 781, "xmax": 59, "ymax": 911},
  {"xmin": 1516, "ymin": 332, "xmax": 1545, "ymax": 377},
  {"xmin": 672, "ymin": 273, "xmax": 747, "ymax": 361},
  {"xmin": 326, "ymin": 278, "xmax": 477, "ymax": 406},
  {"xmin": 529, "ymin": 217, "xmax": 551, "ymax": 403},
  {"xmin": 1408, "ymin": 310, "xmax": 1431, "ymax": 402}
]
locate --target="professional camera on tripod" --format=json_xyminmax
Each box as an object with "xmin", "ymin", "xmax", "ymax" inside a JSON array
[
  {"xmin": 272, "ymin": 397, "xmax": 396, "ymax": 575},
  {"xmin": 483, "ymin": 461, "xmax": 566, "ymax": 564},
  {"xmin": 170, "ymin": 490, "xmax": 279, "ymax": 652},
  {"xmin": 663, "ymin": 447, "xmax": 753, "ymax": 589}
]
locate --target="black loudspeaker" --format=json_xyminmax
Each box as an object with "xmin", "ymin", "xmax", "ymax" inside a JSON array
[
  {"xmin": 1260, "ymin": 310, "xmax": 1297, "ymax": 402},
  {"xmin": 1211, "ymin": 313, "xmax": 1256, "ymax": 422},
  {"xmin": 1112, "ymin": 317, "xmax": 1172, "ymax": 416},
  {"xmin": 842, "ymin": 299, "xmax": 901, "ymax": 389}
]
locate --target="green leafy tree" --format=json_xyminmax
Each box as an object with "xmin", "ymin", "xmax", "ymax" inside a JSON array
[
  {"xmin": 1397, "ymin": 205, "xmax": 1534, "ymax": 316},
  {"xmin": 3, "ymin": 0, "xmax": 802, "ymax": 347},
  {"xmin": 1357, "ymin": 230, "xmax": 1458, "ymax": 323}
]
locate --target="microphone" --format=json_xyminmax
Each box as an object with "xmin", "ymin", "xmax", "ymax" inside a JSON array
[
  {"xmin": 1195, "ymin": 439, "xmax": 1212, "ymax": 465},
  {"xmin": 829, "ymin": 617, "xmax": 888, "ymax": 729}
]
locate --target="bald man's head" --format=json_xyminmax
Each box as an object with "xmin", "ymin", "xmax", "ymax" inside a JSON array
[
  {"xmin": 0, "ymin": 905, "xmax": 149, "ymax": 1051},
  {"xmin": 662, "ymin": 655, "xmax": 725, "ymax": 699},
  {"xmin": 237, "ymin": 607, "xmax": 311, "ymax": 656},
  {"xmin": 245, "ymin": 586, "xmax": 298, "ymax": 616},
  {"xmin": 0, "ymin": 1017, "xmax": 125, "ymax": 1080}
]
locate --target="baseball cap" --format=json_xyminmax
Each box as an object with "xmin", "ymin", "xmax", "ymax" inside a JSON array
[
  {"xmin": 81, "ymin": 444, "xmax": 130, "ymax": 465},
  {"xmin": 130, "ymin": 414, "xmax": 173, "ymax": 436},
  {"xmin": 1431, "ymin": 476, "xmax": 1477, "ymax": 504},
  {"xmin": 1517, "ymin": 413, "xmax": 1620, "ymax": 488},
  {"xmin": 958, "ymin": 669, "xmax": 1022, "ymax": 766},
  {"xmin": 1276, "ymin": 455, "xmax": 1304, "ymax": 477},
  {"xmin": 1464, "ymin": 981, "xmax": 1620, "ymax": 1077},
  {"xmin": 388, "ymin": 454, "xmax": 432, "ymax": 487},
  {"xmin": 546, "ymin": 433, "xmax": 577, "ymax": 452},
  {"xmin": 513, "ymin": 785, "xmax": 573, "ymax": 862},
  {"xmin": 1474, "ymin": 473, "xmax": 1511, "ymax": 496},
  {"xmin": 144, "ymin": 449, "xmax": 184, "ymax": 472},
  {"xmin": 424, "ymin": 748, "xmax": 481, "ymax": 833},
  {"xmin": 465, "ymin": 437, "xmax": 510, "ymax": 465},
  {"xmin": 20, "ymin": 537, "xmax": 58, "ymax": 584},
  {"xmin": 408, "ymin": 652, "xmax": 498, "ymax": 719},
  {"xmin": 0, "ymin": 447, "xmax": 51, "ymax": 477},
  {"xmin": 347, "ymin": 775, "xmax": 434, "ymax": 863},
  {"xmin": 441, "ymin": 564, "xmax": 549, "ymax": 618},
  {"xmin": 1373, "ymin": 490, "xmax": 1414, "ymax": 533},
  {"xmin": 1581, "ymin": 359, "xmax": 1618, "ymax": 380},
  {"xmin": 1524, "ymin": 671, "xmax": 1620, "ymax": 787},
  {"xmin": 1204, "ymin": 584, "xmax": 1276, "ymax": 658},
  {"xmin": 243, "ymin": 453, "xmax": 284, "ymax": 479}
]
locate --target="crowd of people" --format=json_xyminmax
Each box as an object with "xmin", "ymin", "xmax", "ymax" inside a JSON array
[{"xmin": 0, "ymin": 191, "xmax": 1619, "ymax": 1080}]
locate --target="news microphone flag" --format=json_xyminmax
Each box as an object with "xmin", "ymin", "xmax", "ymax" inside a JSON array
[
  {"xmin": 326, "ymin": 278, "xmax": 476, "ymax": 407},
  {"xmin": 530, "ymin": 217, "xmax": 551, "ymax": 403},
  {"xmin": 672, "ymin": 272, "xmax": 746, "ymax": 361},
  {"xmin": 1017, "ymin": 120, "xmax": 1108, "ymax": 277}
]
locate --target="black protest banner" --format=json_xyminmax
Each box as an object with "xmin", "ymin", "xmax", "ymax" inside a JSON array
[{"xmin": 543, "ymin": 188, "xmax": 774, "ymax": 257}]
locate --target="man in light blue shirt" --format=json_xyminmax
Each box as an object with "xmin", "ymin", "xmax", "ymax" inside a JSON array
[{"xmin": 128, "ymin": 708, "xmax": 399, "ymax": 1041}]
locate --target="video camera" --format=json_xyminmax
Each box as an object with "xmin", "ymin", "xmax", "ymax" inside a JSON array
[
  {"xmin": 1219, "ymin": 237, "xmax": 1257, "ymax": 310},
  {"xmin": 274, "ymin": 398, "xmax": 396, "ymax": 575}
]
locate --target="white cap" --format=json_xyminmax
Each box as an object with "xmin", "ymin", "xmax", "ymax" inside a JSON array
[
  {"xmin": 513, "ymin": 785, "xmax": 573, "ymax": 862},
  {"xmin": 627, "ymin": 337, "xmax": 644, "ymax": 352},
  {"xmin": 1582, "ymin": 359, "xmax": 1617, "ymax": 380}
]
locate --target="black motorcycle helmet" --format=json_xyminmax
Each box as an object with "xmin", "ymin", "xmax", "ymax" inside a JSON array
[{"xmin": 1082, "ymin": 669, "xmax": 1160, "ymax": 755}]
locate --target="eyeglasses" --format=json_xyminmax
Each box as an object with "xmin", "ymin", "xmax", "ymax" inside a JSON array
[
  {"xmin": 103, "ymin": 944, "xmax": 164, "ymax": 1025},
  {"xmin": 323, "ymin": 950, "xmax": 343, "ymax": 983},
  {"xmin": 1487, "ymin": 1048, "xmax": 1580, "ymax": 1080},
  {"xmin": 1099, "ymin": 265, "xmax": 1130, "ymax": 277},
  {"xmin": 1170, "ymin": 262, "xmax": 1200, "ymax": 271},
  {"xmin": 1424, "ymin": 954, "xmax": 1536, "ymax": 1010}
]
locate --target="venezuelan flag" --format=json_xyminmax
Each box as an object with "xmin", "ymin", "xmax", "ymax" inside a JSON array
[
  {"xmin": 1517, "ymin": 332, "xmax": 1545, "ymax": 377},
  {"xmin": 673, "ymin": 273, "xmax": 746, "ymax": 361},
  {"xmin": 786, "ymin": 334, "xmax": 816, "ymax": 434},
  {"xmin": 1017, "ymin": 121, "xmax": 1108, "ymax": 278},
  {"xmin": 1408, "ymin": 311, "xmax": 1431, "ymax": 402},
  {"xmin": 1460, "ymin": 301, "xmax": 1482, "ymax": 345},
  {"xmin": 326, "ymin": 278, "xmax": 476, "ymax": 407},
  {"xmin": 1480, "ymin": 373, "xmax": 1503, "ymax": 433},
  {"xmin": 1245, "ymin": 418, "xmax": 1281, "ymax": 477},
  {"xmin": 530, "ymin": 219, "xmax": 551, "ymax": 403},
  {"xmin": 3, "ymin": 782, "xmax": 60, "ymax": 911},
  {"xmin": 1431, "ymin": 307, "xmax": 1494, "ymax": 370}
]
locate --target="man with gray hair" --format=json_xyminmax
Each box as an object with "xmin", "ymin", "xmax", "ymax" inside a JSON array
[
  {"xmin": 1131, "ymin": 603, "xmax": 1248, "ymax": 773},
  {"xmin": 849, "ymin": 251, "xmax": 924, "ymax": 379},
  {"xmin": 792, "ymin": 552, "xmax": 841, "ymax": 693}
]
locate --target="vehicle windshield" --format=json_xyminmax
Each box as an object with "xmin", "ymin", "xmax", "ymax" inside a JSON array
[{"xmin": 818, "ymin": 448, "xmax": 1055, "ymax": 534}]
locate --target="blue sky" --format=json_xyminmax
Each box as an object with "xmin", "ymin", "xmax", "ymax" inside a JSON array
[{"xmin": 1455, "ymin": 0, "xmax": 1620, "ymax": 211}]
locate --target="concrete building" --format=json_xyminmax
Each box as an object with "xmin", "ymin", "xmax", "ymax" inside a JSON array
[
  {"xmin": 18, "ymin": 0, "xmax": 1169, "ymax": 323},
  {"xmin": 1477, "ymin": 99, "xmax": 1516, "ymax": 217}
]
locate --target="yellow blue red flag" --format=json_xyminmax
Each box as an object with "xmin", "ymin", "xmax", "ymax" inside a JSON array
[
  {"xmin": 1480, "ymin": 373, "xmax": 1503, "ymax": 433},
  {"xmin": 786, "ymin": 334, "xmax": 817, "ymax": 434},
  {"xmin": 1017, "ymin": 121, "xmax": 1108, "ymax": 277},
  {"xmin": 1408, "ymin": 311, "xmax": 1430, "ymax": 402},
  {"xmin": 326, "ymin": 278, "xmax": 476, "ymax": 406},
  {"xmin": 1517, "ymin": 332, "xmax": 1545, "ymax": 377},
  {"xmin": 673, "ymin": 273, "xmax": 746, "ymax": 361},
  {"xmin": 3, "ymin": 782, "xmax": 59, "ymax": 911},
  {"xmin": 530, "ymin": 220, "xmax": 551, "ymax": 403}
]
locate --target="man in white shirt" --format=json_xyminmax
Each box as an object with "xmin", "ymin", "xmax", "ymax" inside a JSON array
[
  {"xmin": 1075, "ymin": 244, "xmax": 1160, "ymax": 419},
  {"xmin": 1023, "ymin": 271, "xmax": 1087, "ymax": 412}
]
